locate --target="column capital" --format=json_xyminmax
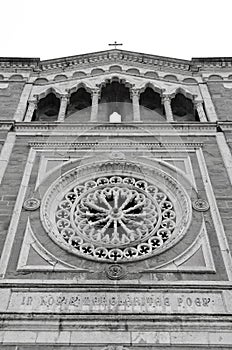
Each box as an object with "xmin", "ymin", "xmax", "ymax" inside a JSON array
[
  {"xmin": 91, "ymin": 88, "xmax": 101, "ymax": 98},
  {"xmin": 130, "ymin": 88, "xmax": 140, "ymax": 98},
  {"xmin": 193, "ymin": 99, "xmax": 204, "ymax": 106},
  {"xmin": 161, "ymin": 94, "xmax": 171, "ymax": 104},
  {"xmin": 60, "ymin": 94, "xmax": 70, "ymax": 102}
]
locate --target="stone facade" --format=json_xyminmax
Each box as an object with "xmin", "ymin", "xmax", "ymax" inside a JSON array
[{"xmin": 0, "ymin": 49, "xmax": 232, "ymax": 349}]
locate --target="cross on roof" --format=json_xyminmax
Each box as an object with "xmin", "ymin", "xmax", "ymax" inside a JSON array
[{"xmin": 108, "ymin": 41, "xmax": 123, "ymax": 49}]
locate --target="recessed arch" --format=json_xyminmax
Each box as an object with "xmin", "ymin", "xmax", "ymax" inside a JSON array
[
  {"xmin": 163, "ymin": 74, "xmax": 178, "ymax": 82},
  {"xmin": 9, "ymin": 74, "xmax": 24, "ymax": 81},
  {"xmin": 66, "ymin": 86, "xmax": 92, "ymax": 121},
  {"xmin": 126, "ymin": 68, "xmax": 140, "ymax": 75},
  {"xmin": 0, "ymin": 74, "xmax": 4, "ymax": 80},
  {"xmin": 32, "ymin": 92, "xmax": 60, "ymax": 122},
  {"xmin": 171, "ymin": 93, "xmax": 198, "ymax": 122},
  {"xmin": 91, "ymin": 68, "xmax": 105, "ymax": 76},
  {"xmin": 109, "ymin": 65, "xmax": 122, "ymax": 72},
  {"xmin": 139, "ymin": 86, "xmax": 164, "ymax": 122},
  {"xmin": 54, "ymin": 74, "xmax": 68, "ymax": 81},
  {"xmin": 182, "ymin": 78, "xmax": 198, "ymax": 84},
  {"xmin": 208, "ymin": 74, "xmax": 223, "ymax": 81},
  {"xmin": 34, "ymin": 78, "xmax": 49, "ymax": 84},
  {"xmin": 98, "ymin": 77, "xmax": 133, "ymax": 122},
  {"xmin": 72, "ymin": 71, "xmax": 87, "ymax": 78},
  {"xmin": 144, "ymin": 71, "xmax": 159, "ymax": 79}
]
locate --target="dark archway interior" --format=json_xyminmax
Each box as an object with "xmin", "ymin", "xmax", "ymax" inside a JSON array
[
  {"xmin": 139, "ymin": 87, "xmax": 164, "ymax": 122},
  {"xmin": 32, "ymin": 93, "xmax": 60, "ymax": 121},
  {"xmin": 67, "ymin": 88, "xmax": 92, "ymax": 117},
  {"xmin": 99, "ymin": 81, "xmax": 132, "ymax": 122},
  {"xmin": 171, "ymin": 93, "xmax": 199, "ymax": 121}
]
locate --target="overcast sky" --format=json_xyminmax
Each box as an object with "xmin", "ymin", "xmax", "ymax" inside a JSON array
[{"xmin": 1, "ymin": 0, "xmax": 231, "ymax": 61}]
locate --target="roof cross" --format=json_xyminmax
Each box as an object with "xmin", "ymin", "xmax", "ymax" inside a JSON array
[{"xmin": 108, "ymin": 41, "xmax": 123, "ymax": 49}]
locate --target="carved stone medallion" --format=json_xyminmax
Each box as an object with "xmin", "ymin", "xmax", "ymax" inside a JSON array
[
  {"xmin": 192, "ymin": 198, "xmax": 209, "ymax": 212},
  {"xmin": 23, "ymin": 198, "xmax": 40, "ymax": 211}
]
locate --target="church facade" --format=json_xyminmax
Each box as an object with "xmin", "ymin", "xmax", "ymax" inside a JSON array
[{"xmin": 0, "ymin": 49, "xmax": 232, "ymax": 349}]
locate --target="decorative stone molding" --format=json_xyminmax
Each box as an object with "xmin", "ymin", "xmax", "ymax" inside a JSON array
[
  {"xmin": 192, "ymin": 198, "xmax": 209, "ymax": 212},
  {"xmin": 28, "ymin": 141, "xmax": 204, "ymax": 150},
  {"xmin": 23, "ymin": 198, "xmax": 41, "ymax": 211},
  {"xmin": 194, "ymin": 100, "xmax": 207, "ymax": 122},
  {"xmin": 106, "ymin": 264, "xmax": 126, "ymax": 279},
  {"xmin": 40, "ymin": 161, "xmax": 192, "ymax": 263},
  {"xmin": 57, "ymin": 94, "xmax": 69, "ymax": 122},
  {"xmin": 24, "ymin": 98, "xmax": 37, "ymax": 122}
]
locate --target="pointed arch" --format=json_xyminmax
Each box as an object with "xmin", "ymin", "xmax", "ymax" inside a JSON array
[
  {"xmin": 34, "ymin": 86, "xmax": 63, "ymax": 100},
  {"xmin": 68, "ymin": 81, "xmax": 92, "ymax": 95},
  {"xmin": 98, "ymin": 76, "xmax": 133, "ymax": 122},
  {"xmin": 139, "ymin": 81, "xmax": 164, "ymax": 95},
  {"xmin": 98, "ymin": 75, "xmax": 133, "ymax": 91},
  {"xmin": 169, "ymin": 86, "xmax": 196, "ymax": 100}
]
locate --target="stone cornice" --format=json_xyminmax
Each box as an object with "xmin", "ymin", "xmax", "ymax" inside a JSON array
[
  {"xmin": 28, "ymin": 140, "xmax": 203, "ymax": 149},
  {"xmin": 1, "ymin": 50, "xmax": 232, "ymax": 73},
  {"xmin": 14, "ymin": 122, "xmax": 218, "ymax": 135},
  {"xmin": 0, "ymin": 121, "xmax": 14, "ymax": 131}
]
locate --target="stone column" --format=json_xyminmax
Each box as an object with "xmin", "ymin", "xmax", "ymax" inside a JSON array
[
  {"xmin": 24, "ymin": 98, "xmax": 37, "ymax": 122},
  {"xmin": 194, "ymin": 100, "xmax": 207, "ymax": 122},
  {"xmin": 131, "ymin": 88, "xmax": 141, "ymax": 122},
  {"xmin": 162, "ymin": 95, "xmax": 174, "ymax": 122},
  {"xmin": 90, "ymin": 88, "xmax": 100, "ymax": 122},
  {"xmin": 57, "ymin": 95, "xmax": 69, "ymax": 122}
]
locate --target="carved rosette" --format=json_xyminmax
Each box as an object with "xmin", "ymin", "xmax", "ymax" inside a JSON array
[{"xmin": 41, "ymin": 161, "xmax": 191, "ymax": 263}]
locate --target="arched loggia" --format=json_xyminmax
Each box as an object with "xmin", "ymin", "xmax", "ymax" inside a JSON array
[
  {"xmin": 66, "ymin": 87, "xmax": 92, "ymax": 121},
  {"xmin": 171, "ymin": 93, "xmax": 199, "ymax": 121},
  {"xmin": 32, "ymin": 93, "xmax": 60, "ymax": 121},
  {"xmin": 139, "ymin": 87, "xmax": 164, "ymax": 121},
  {"xmin": 98, "ymin": 79, "xmax": 133, "ymax": 122}
]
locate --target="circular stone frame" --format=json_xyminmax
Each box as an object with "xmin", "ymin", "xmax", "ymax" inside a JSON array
[{"xmin": 40, "ymin": 160, "xmax": 192, "ymax": 264}]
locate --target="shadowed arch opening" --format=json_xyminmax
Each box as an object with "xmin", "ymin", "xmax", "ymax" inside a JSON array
[
  {"xmin": 32, "ymin": 93, "xmax": 60, "ymax": 121},
  {"xmin": 66, "ymin": 87, "xmax": 92, "ymax": 121},
  {"xmin": 171, "ymin": 93, "xmax": 199, "ymax": 121},
  {"xmin": 99, "ymin": 79, "xmax": 132, "ymax": 122},
  {"xmin": 139, "ymin": 87, "xmax": 164, "ymax": 122}
]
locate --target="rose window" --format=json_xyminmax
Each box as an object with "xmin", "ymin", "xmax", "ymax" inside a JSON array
[{"xmin": 48, "ymin": 175, "xmax": 180, "ymax": 262}]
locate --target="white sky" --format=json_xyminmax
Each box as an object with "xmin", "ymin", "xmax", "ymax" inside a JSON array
[{"xmin": 1, "ymin": 0, "xmax": 231, "ymax": 61}]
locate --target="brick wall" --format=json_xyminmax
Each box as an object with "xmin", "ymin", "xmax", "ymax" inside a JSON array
[{"xmin": 0, "ymin": 82, "xmax": 25, "ymax": 120}]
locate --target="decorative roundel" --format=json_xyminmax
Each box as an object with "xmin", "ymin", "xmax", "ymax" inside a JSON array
[
  {"xmin": 23, "ymin": 198, "xmax": 40, "ymax": 211},
  {"xmin": 41, "ymin": 163, "xmax": 191, "ymax": 263}
]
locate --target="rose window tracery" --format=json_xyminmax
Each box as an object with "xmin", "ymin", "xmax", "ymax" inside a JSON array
[{"xmin": 51, "ymin": 175, "xmax": 178, "ymax": 262}]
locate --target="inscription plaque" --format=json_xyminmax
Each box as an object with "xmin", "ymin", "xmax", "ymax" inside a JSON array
[{"xmin": 7, "ymin": 291, "xmax": 225, "ymax": 314}]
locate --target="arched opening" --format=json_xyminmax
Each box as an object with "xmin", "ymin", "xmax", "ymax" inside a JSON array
[
  {"xmin": 32, "ymin": 93, "xmax": 60, "ymax": 121},
  {"xmin": 66, "ymin": 87, "xmax": 92, "ymax": 121},
  {"xmin": 171, "ymin": 93, "xmax": 199, "ymax": 121},
  {"xmin": 139, "ymin": 87, "xmax": 164, "ymax": 122},
  {"xmin": 99, "ymin": 80, "xmax": 132, "ymax": 122}
]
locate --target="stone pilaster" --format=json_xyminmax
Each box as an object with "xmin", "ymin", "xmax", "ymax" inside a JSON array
[
  {"xmin": 90, "ymin": 88, "xmax": 100, "ymax": 122},
  {"xmin": 24, "ymin": 98, "xmax": 37, "ymax": 122},
  {"xmin": 162, "ymin": 95, "xmax": 174, "ymax": 122},
  {"xmin": 57, "ymin": 95, "xmax": 69, "ymax": 122},
  {"xmin": 194, "ymin": 100, "xmax": 207, "ymax": 122},
  {"xmin": 131, "ymin": 88, "xmax": 141, "ymax": 122}
]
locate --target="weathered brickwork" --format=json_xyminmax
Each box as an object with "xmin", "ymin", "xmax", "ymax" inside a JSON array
[{"xmin": 0, "ymin": 82, "xmax": 25, "ymax": 120}]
